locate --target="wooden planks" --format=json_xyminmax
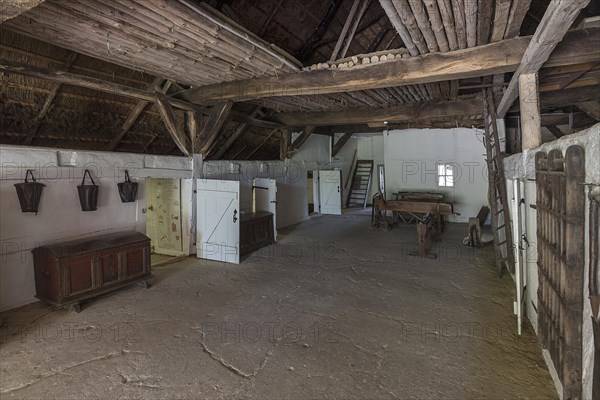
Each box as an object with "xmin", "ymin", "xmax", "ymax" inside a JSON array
[
  {"xmin": 5, "ymin": 0, "xmax": 299, "ymax": 87},
  {"xmin": 497, "ymin": 0, "xmax": 592, "ymax": 117},
  {"xmin": 176, "ymin": 28, "xmax": 600, "ymax": 105}
]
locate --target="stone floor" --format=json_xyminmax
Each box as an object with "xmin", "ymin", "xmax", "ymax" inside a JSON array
[{"xmin": 0, "ymin": 214, "xmax": 557, "ymax": 399}]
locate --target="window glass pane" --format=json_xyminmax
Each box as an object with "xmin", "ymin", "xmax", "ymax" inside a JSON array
[
  {"xmin": 445, "ymin": 165, "xmax": 454, "ymax": 175},
  {"xmin": 439, "ymin": 177, "xmax": 446, "ymax": 186},
  {"xmin": 438, "ymin": 164, "xmax": 446, "ymax": 176},
  {"xmin": 446, "ymin": 176, "xmax": 455, "ymax": 187}
]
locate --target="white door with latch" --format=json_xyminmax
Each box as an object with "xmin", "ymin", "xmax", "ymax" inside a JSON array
[
  {"xmin": 253, "ymin": 178, "xmax": 277, "ymax": 241},
  {"xmin": 319, "ymin": 170, "xmax": 342, "ymax": 215},
  {"xmin": 196, "ymin": 179, "xmax": 240, "ymax": 264}
]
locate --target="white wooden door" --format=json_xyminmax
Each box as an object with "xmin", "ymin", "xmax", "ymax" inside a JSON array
[
  {"xmin": 319, "ymin": 170, "xmax": 342, "ymax": 215},
  {"xmin": 196, "ymin": 179, "xmax": 240, "ymax": 264},
  {"xmin": 253, "ymin": 178, "xmax": 277, "ymax": 241},
  {"xmin": 146, "ymin": 178, "xmax": 184, "ymax": 256},
  {"xmin": 510, "ymin": 179, "xmax": 526, "ymax": 335}
]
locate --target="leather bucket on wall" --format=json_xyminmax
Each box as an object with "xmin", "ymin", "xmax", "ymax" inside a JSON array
[
  {"xmin": 117, "ymin": 170, "xmax": 138, "ymax": 203},
  {"xmin": 78, "ymin": 170, "xmax": 99, "ymax": 212},
  {"xmin": 14, "ymin": 169, "xmax": 45, "ymax": 215}
]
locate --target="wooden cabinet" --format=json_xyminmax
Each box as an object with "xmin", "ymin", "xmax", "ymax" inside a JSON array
[
  {"xmin": 32, "ymin": 231, "xmax": 151, "ymax": 311},
  {"xmin": 240, "ymin": 211, "xmax": 275, "ymax": 256}
]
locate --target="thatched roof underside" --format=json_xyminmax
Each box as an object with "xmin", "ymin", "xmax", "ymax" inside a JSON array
[{"xmin": 1, "ymin": 0, "xmax": 599, "ymax": 159}]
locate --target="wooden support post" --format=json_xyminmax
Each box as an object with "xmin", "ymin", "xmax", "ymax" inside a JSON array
[
  {"xmin": 518, "ymin": 73, "xmax": 541, "ymax": 150},
  {"xmin": 280, "ymin": 130, "xmax": 291, "ymax": 161},
  {"xmin": 155, "ymin": 91, "xmax": 192, "ymax": 157},
  {"xmin": 185, "ymin": 111, "xmax": 199, "ymax": 154},
  {"xmin": 496, "ymin": 0, "xmax": 591, "ymax": 117}
]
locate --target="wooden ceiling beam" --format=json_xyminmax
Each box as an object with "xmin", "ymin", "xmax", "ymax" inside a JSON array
[
  {"xmin": 496, "ymin": 0, "xmax": 592, "ymax": 118},
  {"xmin": 296, "ymin": 0, "xmax": 344, "ymax": 62},
  {"xmin": 274, "ymin": 95, "xmax": 484, "ymax": 126},
  {"xmin": 288, "ymin": 125, "xmax": 316, "ymax": 155},
  {"xmin": 331, "ymin": 0, "xmax": 361, "ymax": 62},
  {"xmin": 175, "ymin": 28, "xmax": 600, "ymax": 105}
]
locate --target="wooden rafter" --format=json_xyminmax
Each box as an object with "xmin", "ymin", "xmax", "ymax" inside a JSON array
[
  {"xmin": 106, "ymin": 76, "xmax": 165, "ymax": 151},
  {"xmin": 578, "ymin": 101, "xmax": 600, "ymax": 121},
  {"xmin": 211, "ymin": 108, "xmax": 261, "ymax": 160},
  {"xmin": 245, "ymin": 129, "xmax": 279, "ymax": 160},
  {"xmin": 545, "ymin": 125, "xmax": 565, "ymax": 138},
  {"xmin": 288, "ymin": 125, "xmax": 316, "ymax": 156},
  {"xmin": 331, "ymin": 0, "xmax": 361, "ymax": 62},
  {"xmin": 197, "ymin": 100, "xmax": 233, "ymax": 155},
  {"xmin": 155, "ymin": 91, "xmax": 192, "ymax": 157},
  {"xmin": 296, "ymin": 0, "xmax": 344, "ymax": 61},
  {"xmin": 22, "ymin": 51, "xmax": 77, "ymax": 145},
  {"xmin": 279, "ymin": 130, "xmax": 291, "ymax": 160},
  {"xmin": 332, "ymin": 133, "xmax": 353, "ymax": 157},
  {"xmin": 175, "ymin": 28, "xmax": 600, "ymax": 105},
  {"xmin": 497, "ymin": 0, "xmax": 592, "ymax": 118},
  {"xmin": 338, "ymin": 0, "xmax": 370, "ymax": 60},
  {"xmin": 504, "ymin": 0, "xmax": 533, "ymax": 38}
]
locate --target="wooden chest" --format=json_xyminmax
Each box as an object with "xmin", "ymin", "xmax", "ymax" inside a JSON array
[
  {"xmin": 32, "ymin": 231, "xmax": 151, "ymax": 311},
  {"xmin": 240, "ymin": 211, "xmax": 275, "ymax": 256}
]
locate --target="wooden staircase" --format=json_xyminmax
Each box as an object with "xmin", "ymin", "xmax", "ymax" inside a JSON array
[
  {"xmin": 483, "ymin": 88, "xmax": 515, "ymax": 278},
  {"xmin": 346, "ymin": 160, "xmax": 374, "ymax": 209}
]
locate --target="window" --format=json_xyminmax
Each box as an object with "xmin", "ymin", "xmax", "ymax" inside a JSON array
[{"xmin": 437, "ymin": 164, "xmax": 454, "ymax": 187}]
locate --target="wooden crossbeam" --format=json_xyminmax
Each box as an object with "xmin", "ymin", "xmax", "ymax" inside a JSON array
[
  {"xmin": 155, "ymin": 91, "xmax": 192, "ymax": 157},
  {"xmin": 22, "ymin": 51, "xmax": 77, "ymax": 145},
  {"xmin": 175, "ymin": 28, "xmax": 600, "ymax": 105},
  {"xmin": 197, "ymin": 100, "xmax": 233, "ymax": 155},
  {"xmin": 545, "ymin": 125, "xmax": 565, "ymax": 138},
  {"xmin": 106, "ymin": 77, "xmax": 165, "ymax": 151},
  {"xmin": 332, "ymin": 133, "xmax": 353, "ymax": 157},
  {"xmin": 496, "ymin": 0, "xmax": 592, "ymax": 118},
  {"xmin": 275, "ymin": 95, "xmax": 484, "ymax": 126}
]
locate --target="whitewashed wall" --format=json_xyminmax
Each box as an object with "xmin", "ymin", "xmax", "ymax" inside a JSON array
[
  {"xmin": 0, "ymin": 145, "xmax": 195, "ymax": 312},
  {"xmin": 382, "ymin": 128, "xmax": 489, "ymax": 223},
  {"xmin": 504, "ymin": 124, "xmax": 600, "ymax": 400}
]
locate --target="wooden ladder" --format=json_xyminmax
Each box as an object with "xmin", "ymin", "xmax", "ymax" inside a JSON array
[
  {"xmin": 483, "ymin": 88, "xmax": 515, "ymax": 278},
  {"xmin": 347, "ymin": 160, "xmax": 374, "ymax": 209}
]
